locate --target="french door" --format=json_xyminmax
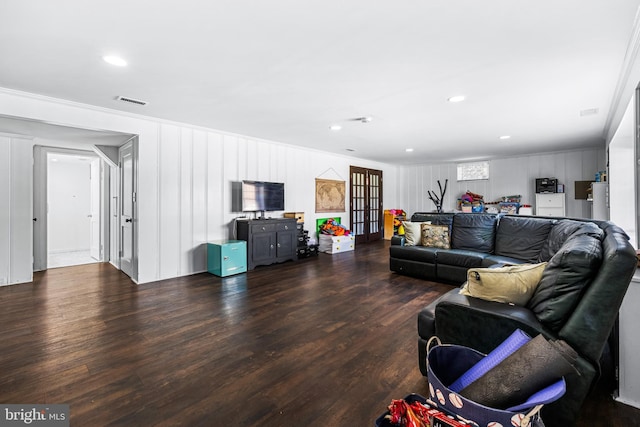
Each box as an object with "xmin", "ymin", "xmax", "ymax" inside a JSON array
[{"xmin": 350, "ymin": 166, "xmax": 383, "ymax": 244}]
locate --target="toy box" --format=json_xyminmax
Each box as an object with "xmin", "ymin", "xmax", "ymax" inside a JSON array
[{"xmin": 318, "ymin": 235, "xmax": 355, "ymax": 254}]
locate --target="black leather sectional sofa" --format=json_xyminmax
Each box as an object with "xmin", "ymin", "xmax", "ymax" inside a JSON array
[
  {"xmin": 390, "ymin": 212, "xmax": 637, "ymax": 426},
  {"xmin": 390, "ymin": 212, "xmax": 550, "ymax": 284}
]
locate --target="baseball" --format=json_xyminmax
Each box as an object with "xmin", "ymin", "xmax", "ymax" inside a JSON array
[
  {"xmin": 511, "ymin": 413, "xmax": 525, "ymax": 426},
  {"xmin": 449, "ymin": 392, "xmax": 463, "ymax": 408},
  {"xmin": 436, "ymin": 389, "xmax": 445, "ymax": 405},
  {"xmin": 488, "ymin": 423, "xmax": 504, "ymax": 427},
  {"xmin": 429, "ymin": 382, "xmax": 435, "ymax": 398},
  {"xmin": 456, "ymin": 414, "xmax": 478, "ymax": 426}
]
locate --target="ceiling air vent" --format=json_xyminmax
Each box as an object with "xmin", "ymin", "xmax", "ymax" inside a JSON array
[
  {"xmin": 116, "ymin": 96, "xmax": 148, "ymax": 106},
  {"xmin": 579, "ymin": 108, "xmax": 598, "ymax": 117}
]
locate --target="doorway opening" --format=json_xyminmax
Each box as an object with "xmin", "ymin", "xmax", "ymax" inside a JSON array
[
  {"xmin": 0, "ymin": 114, "xmax": 137, "ymax": 282},
  {"xmin": 46, "ymin": 151, "xmax": 100, "ymax": 268},
  {"xmin": 33, "ymin": 146, "xmax": 112, "ymax": 271}
]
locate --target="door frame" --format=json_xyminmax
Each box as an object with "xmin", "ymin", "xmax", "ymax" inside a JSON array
[
  {"xmin": 117, "ymin": 138, "xmax": 138, "ymax": 281},
  {"xmin": 349, "ymin": 166, "xmax": 383, "ymax": 244},
  {"xmin": 89, "ymin": 157, "xmax": 104, "ymax": 261},
  {"xmin": 636, "ymin": 83, "xmax": 640, "ymax": 249},
  {"xmin": 32, "ymin": 145, "xmax": 108, "ymax": 271}
]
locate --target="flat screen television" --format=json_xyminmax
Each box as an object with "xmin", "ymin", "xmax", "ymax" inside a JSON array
[{"xmin": 242, "ymin": 180, "xmax": 285, "ymax": 214}]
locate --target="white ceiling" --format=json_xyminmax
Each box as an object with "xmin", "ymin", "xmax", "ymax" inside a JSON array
[{"xmin": 1, "ymin": 0, "xmax": 639, "ymax": 164}]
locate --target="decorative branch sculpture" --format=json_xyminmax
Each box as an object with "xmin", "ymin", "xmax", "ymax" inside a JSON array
[{"xmin": 427, "ymin": 179, "xmax": 448, "ymax": 213}]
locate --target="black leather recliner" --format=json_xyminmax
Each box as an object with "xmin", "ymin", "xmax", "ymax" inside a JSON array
[{"xmin": 415, "ymin": 219, "xmax": 636, "ymax": 426}]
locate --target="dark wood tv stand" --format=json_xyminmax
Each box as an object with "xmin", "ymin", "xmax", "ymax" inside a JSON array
[{"xmin": 236, "ymin": 218, "xmax": 297, "ymax": 269}]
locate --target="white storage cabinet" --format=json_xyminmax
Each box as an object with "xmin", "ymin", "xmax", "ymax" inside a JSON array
[{"xmin": 535, "ymin": 193, "xmax": 565, "ymax": 217}]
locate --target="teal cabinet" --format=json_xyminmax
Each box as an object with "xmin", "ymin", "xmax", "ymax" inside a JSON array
[{"xmin": 207, "ymin": 240, "xmax": 247, "ymax": 277}]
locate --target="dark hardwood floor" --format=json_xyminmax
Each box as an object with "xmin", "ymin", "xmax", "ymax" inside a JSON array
[{"xmin": 1, "ymin": 240, "xmax": 638, "ymax": 426}]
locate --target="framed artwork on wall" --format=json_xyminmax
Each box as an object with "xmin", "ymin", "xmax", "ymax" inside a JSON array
[{"xmin": 315, "ymin": 178, "xmax": 345, "ymax": 212}]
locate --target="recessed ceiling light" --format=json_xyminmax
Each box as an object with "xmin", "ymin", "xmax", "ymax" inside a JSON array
[
  {"xmin": 406, "ymin": 148, "xmax": 414, "ymax": 152},
  {"xmin": 448, "ymin": 95, "xmax": 466, "ymax": 103},
  {"xmin": 330, "ymin": 125, "xmax": 342, "ymax": 131},
  {"xmin": 499, "ymin": 135, "xmax": 511, "ymax": 140},
  {"xmin": 103, "ymin": 55, "xmax": 127, "ymax": 67}
]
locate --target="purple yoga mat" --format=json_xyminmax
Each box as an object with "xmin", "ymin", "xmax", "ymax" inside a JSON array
[
  {"xmin": 458, "ymin": 334, "xmax": 578, "ymax": 409},
  {"xmin": 448, "ymin": 329, "xmax": 531, "ymax": 393},
  {"xmin": 506, "ymin": 378, "xmax": 566, "ymax": 412}
]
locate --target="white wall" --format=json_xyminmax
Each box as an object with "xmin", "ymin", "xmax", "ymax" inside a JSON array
[
  {"xmin": 146, "ymin": 124, "xmax": 398, "ymax": 280},
  {"xmin": 0, "ymin": 136, "xmax": 10, "ymax": 285},
  {"xmin": 47, "ymin": 158, "xmax": 91, "ymax": 253},
  {"xmin": 603, "ymin": 8, "xmax": 640, "ymax": 246},
  {"xmin": 0, "ymin": 89, "xmax": 398, "ymax": 285},
  {"xmin": 0, "ymin": 134, "xmax": 34, "ymax": 286},
  {"xmin": 398, "ymin": 148, "xmax": 605, "ymax": 219},
  {"xmin": 618, "ymin": 275, "xmax": 640, "ymax": 409},
  {"xmin": 0, "ymin": 89, "xmax": 614, "ymax": 286},
  {"xmin": 609, "ymin": 97, "xmax": 636, "ymax": 248}
]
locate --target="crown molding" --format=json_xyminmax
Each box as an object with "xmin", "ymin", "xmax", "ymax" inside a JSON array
[{"xmin": 0, "ymin": 87, "xmax": 389, "ymax": 168}]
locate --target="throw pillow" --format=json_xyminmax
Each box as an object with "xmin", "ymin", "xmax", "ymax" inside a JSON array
[
  {"xmin": 421, "ymin": 223, "xmax": 450, "ymax": 249},
  {"xmin": 403, "ymin": 221, "xmax": 430, "ymax": 246},
  {"xmin": 460, "ymin": 262, "xmax": 548, "ymax": 306}
]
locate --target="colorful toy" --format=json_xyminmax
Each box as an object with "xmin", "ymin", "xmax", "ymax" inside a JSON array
[
  {"xmin": 319, "ymin": 218, "xmax": 351, "ymax": 236},
  {"xmin": 387, "ymin": 209, "xmax": 406, "ymax": 217},
  {"xmin": 458, "ymin": 191, "xmax": 485, "ymax": 213}
]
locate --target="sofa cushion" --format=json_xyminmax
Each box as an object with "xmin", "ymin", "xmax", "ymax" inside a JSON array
[
  {"xmin": 482, "ymin": 254, "xmax": 527, "ymax": 267},
  {"xmin": 418, "ymin": 290, "xmax": 547, "ymax": 345},
  {"xmin": 538, "ymin": 220, "xmax": 604, "ymax": 262},
  {"xmin": 437, "ymin": 250, "xmax": 487, "ymax": 268},
  {"xmin": 389, "ymin": 245, "xmax": 438, "ymax": 263},
  {"xmin": 410, "ymin": 213, "xmax": 455, "ymax": 228},
  {"xmin": 436, "ymin": 250, "xmax": 488, "ymax": 284},
  {"xmin": 451, "ymin": 213, "xmax": 498, "ymax": 253},
  {"xmin": 560, "ymin": 224, "xmax": 636, "ymax": 361},
  {"xmin": 527, "ymin": 233, "xmax": 603, "ymax": 331},
  {"xmin": 411, "ymin": 213, "xmax": 455, "ymax": 236},
  {"xmin": 403, "ymin": 221, "xmax": 430, "ymax": 246},
  {"xmin": 495, "ymin": 216, "xmax": 555, "ymax": 262},
  {"xmin": 460, "ymin": 262, "xmax": 547, "ymax": 306},
  {"xmin": 421, "ymin": 224, "xmax": 450, "ymax": 249}
]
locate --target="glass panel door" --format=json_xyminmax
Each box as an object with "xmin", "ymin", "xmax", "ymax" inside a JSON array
[{"xmin": 350, "ymin": 166, "xmax": 383, "ymax": 244}]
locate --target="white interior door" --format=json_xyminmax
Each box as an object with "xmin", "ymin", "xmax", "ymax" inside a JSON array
[
  {"xmin": 89, "ymin": 158, "xmax": 101, "ymax": 260},
  {"xmin": 119, "ymin": 141, "xmax": 134, "ymax": 278},
  {"xmin": 32, "ymin": 146, "xmax": 47, "ymax": 271}
]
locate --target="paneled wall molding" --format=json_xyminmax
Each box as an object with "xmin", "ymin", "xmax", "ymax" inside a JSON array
[
  {"xmin": 399, "ymin": 148, "xmax": 605, "ymax": 219},
  {"xmin": 0, "ymin": 136, "xmax": 34, "ymax": 286},
  {"xmin": 0, "ymin": 89, "xmax": 397, "ymax": 285},
  {"xmin": 0, "ymin": 136, "xmax": 11, "ymax": 286}
]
